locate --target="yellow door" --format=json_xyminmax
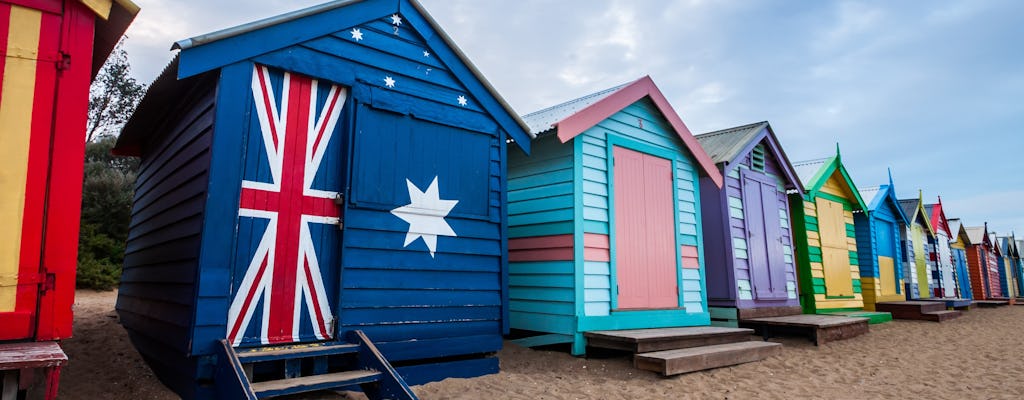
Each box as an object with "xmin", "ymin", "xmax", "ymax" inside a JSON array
[
  {"xmin": 816, "ymin": 198, "xmax": 854, "ymax": 296},
  {"xmin": 878, "ymin": 256, "xmax": 897, "ymax": 297},
  {"xmin": 912, "ymin": 225, "xmax": 929, "ymax": 298}
]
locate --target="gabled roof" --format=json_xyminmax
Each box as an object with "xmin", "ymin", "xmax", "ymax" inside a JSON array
[
  {"xmin": 1017, "ymin": 240, "xmax": 1024, "ymax": 257},
  {"xmin": 924, "ymin": 197, "xmax": 952, "ymax": 236},
  {"xmin": 694, "ymin": 121, "xmax": 803, "ymax": 191},
  {"xmin": 990, "ymin": 233, "xmax": 1002, "ymax": 256},
  {"xmin": 858, "ymin": 184, "xmax": 910, "ymax": 225},
  {"xmin": 949, "ymin": 218, "xmax": 970, "ymax": 246},
  {"xmin": 965, "ymin": 226, "xmax": 987, "ymax": 245},
  {"xmin": 86, "ymin": 0, "xmax": 141, "ymax": 78},
  {"xmin": 158, "ymin": 0, "xmax": 531, "ymax": 150},
  {"xmin": 521, "ymin": 76, "xmax": 723, "ymax": 188},
  {"xmin": 790, "ymin": 148, "xmax": 866, "ymax": 211},
  {"xmin": 948, "ymin": 218, "xmax": 962, "ymax": 235},
  {"xmin": 898, "ymin": 196, "xmax": 936, "ymax": 237}
]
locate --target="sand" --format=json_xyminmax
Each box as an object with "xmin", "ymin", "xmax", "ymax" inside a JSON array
[{"xmin": 57, "ymin": 290, "xmax": 1024, "ymax": 399}]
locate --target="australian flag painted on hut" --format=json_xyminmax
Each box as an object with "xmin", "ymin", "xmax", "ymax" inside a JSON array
[{"xmin": 112, "ymin": 1, "xmax": 530, "ymax": 398}]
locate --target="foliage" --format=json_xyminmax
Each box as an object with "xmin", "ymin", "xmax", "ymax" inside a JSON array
[
  {"xmin": 77, "ymin": 136, "xmax": 138, "ymax": 290},
  {"xmin": 86, "ymin": 39, "xmax": 145, "ymax": 142}
]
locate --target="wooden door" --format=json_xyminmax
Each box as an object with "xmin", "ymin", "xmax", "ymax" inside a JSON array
[
  {"xmin": 741, "ymin": 170, "xmax": 788, "ymax": 300},
  {"xmin": 614, "ymin": 146, "xmax": 678, "ymax": 309},
  {"xmin": 912, "ymin": 224, "xmax": 929, "ymax": 298},
  {"xmin": 876, "ymin": 219, "xmax": 899, "ymax": 297},
  {"xmin": 0, "ymin": 3, "xmax": 62, "ymax": 341},
  {"xmin": 815, "ymin": 198, "xmax": 854, "ymax": 297},
  {"xmin": 226, "ymin": 65, "xmax": 345, "ymax": 346}
]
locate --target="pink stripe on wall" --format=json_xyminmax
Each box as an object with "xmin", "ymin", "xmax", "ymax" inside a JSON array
[
  {"xmin": 509, "ymin": 234, "xmax": 574, "ymax": 262},
  {"xmin": 584, "ymin": 233, "xmax": 610, "ymax": 262},
  {"xmin": 681, "ymin": 245, "xmax": 700, "ymax": 269}
]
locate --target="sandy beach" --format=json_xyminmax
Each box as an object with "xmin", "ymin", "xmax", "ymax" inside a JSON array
[{"xmin": 58, "ymin": 290, "xmax": 1024, "ymax": 399}]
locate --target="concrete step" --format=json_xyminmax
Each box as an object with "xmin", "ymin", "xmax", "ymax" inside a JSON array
[
  {"xmin": 634, "ymin": 341, "xmax": 782, "ymax": 376},
  {"xmin": 585, "ymin": 326, "xmax": 755, "ymax": 353}
]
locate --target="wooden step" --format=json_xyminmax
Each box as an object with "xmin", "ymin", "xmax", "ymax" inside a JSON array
[
  {"xmin": 740, "ymin": 314, "xmax": 869, "ymax": 345},
  {"xmin": 634, "ymin": 341, "xmax": 782, "ymax": 376},
  {"xmin": 584, "ymin": 327, "xmax": 755, "ymax": 353},
  {"xmin": 251, "ymin": 369, "xmax": 381, "ymax": 398},
  {"xmin": 875, "ymin": 301, "xmax": 946, "ymax": 316},
  {"xmin": 236, "ymin": 343, "xmax": 360, "ymax": 363},
  {"xmin": 973, "ymin": 300, "xmax": 1009, "ymax": 308},
  {"xmin": 921, "ymin": 310, "xmax": 962, "ymax": 322},
  {"xmin": 0, "ymin": 341, "xmax": 67, "ymax": 370}
]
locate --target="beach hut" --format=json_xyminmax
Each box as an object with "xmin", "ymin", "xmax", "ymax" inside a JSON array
[
  {"xmin": 789, "ymin": 150, "xmax": 876, "ymax": 317},
  {"xmin": 693, "ymin": 122, "xmax": 804, "ymax": 326},
  {"xmin": 112, "ymin": 1, "xmax": 531, "ymax": 398},
  {"xmin": 0, "ymin": 1, "xmax": 138, "ymax": 397},
  {"xmin": 947, "ymin": 219, "xmax": 973, "ymax": 299},
  {"xmin": 853, "ymin": 178, "xmax": 910, "ymax": 311},
  {"xmin": 925, "ymin": 198, "xmax": 958, "ymax": 298},
  {"xmin": 898, "ymin": 195, "xmax": 936, "ymax": 299},
  {"xmin": 995, "ymin": 235, "xmax": 1017, "ymax": 299},
  {"xmin": 506, "ymin": 76, "xmax": 724, "ymax": 355},
  {"xmin": 964, "ymin": 224, "xmax": 1001, "ymax": 299}
]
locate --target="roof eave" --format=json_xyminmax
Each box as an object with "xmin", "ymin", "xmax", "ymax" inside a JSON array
[{"xmin": 551, "ymin": 75, "xmax": 724, "ymax": 188}]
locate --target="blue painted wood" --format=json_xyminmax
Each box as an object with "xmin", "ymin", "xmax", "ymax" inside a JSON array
[
  {"xmin": 115, "ymin": 1, "xmax": 531, "ymax": 396},
  {"xmin": 953, "ymin": 248, "xmax": 972, "ymax": 299}
]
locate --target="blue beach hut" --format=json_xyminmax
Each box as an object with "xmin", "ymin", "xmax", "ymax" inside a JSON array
[
  {"xmin": 505, "ymin": 77, "xmax": 724, "ymax": 355},
  {"xmin": 112, "ymin": 1, "xmax": 531, "ymax": 398},
  {"xmin": 853, "ymin": 176, "xmax": 911, "ymax": 310}
]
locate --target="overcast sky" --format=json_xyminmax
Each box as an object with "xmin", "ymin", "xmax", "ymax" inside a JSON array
[{"xmin": 121, "ymin": 0, "xmax": 1024, "ymax": 235}]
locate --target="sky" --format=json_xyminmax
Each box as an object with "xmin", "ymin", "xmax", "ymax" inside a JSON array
[{"xmin": 120, "ymin": 0, "xmax": 1024, "ymax": 235}]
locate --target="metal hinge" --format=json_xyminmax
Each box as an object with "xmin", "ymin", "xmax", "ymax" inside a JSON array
[
  {"xmin": 333, "ymin": 193, "xmax": 345, "ymax": 230},
  {"xmin": 55, "ymin": 51, "xmax": 71, "ymax": 71}
]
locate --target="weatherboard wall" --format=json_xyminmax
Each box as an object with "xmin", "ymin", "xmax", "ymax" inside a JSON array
[
  {"xmin": 116, "ymin": 1, "xmax": 530, "ymax": 396},
  {"xmin": 854, "ymin": 193, "xmax": 905, "ymax": 311},
  {"xmin": 790, "ymin": 169, "xmax": 864, "ymax": 314},
  {"xmin": 508, "ymin": 98, "xmax": 709, "ymax": 355},
  {"xmin": 702, "ymin": 140, "xmax": 799, "ymax": 310}
]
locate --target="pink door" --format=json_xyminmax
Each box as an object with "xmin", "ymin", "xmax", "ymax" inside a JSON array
[{"xmin": 613, "ymin": 146, "xmax": 678, "ymax": 309}]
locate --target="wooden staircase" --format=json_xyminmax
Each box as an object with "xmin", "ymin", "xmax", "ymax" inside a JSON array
[
  {"xmin": 214, "ymin": 330, "xmax": 417, "ymax": 399},
  {"xmin": 584, "ymin": 327, "xmax": 781, "ymax": 376},
  {"xmin": 875, "ymin": 301, "xmax": 962, "ymax": 322}
]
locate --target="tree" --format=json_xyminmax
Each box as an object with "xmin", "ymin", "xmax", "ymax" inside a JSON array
[{"xmin": 86, "ymin": 39, "xmax": 145, "ymax": 142}]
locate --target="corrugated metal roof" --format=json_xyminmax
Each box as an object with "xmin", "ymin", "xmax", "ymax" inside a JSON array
[
  {"xmin": 898, "ymin": 199, "xmax": 919, "ymax": 220},
  {"xmin": 857, "ymin": 185, "xmax": 883, "ymax": 208},
  {"xmin": 791, "ymin": 157, "xmax": 831, "ymax": 188},
  {"xmin": 693, "ymin": 121, "xmax": 768, "ymax": 164},
  {"xmin": 520, "ymin": 81, "xmax": 632, "ymax": 135},
  {"xmin": 948, "ymin": 218, "xmax": 962, "ymax": 235},
  {"xmin": 965, "ymin": 226, "xmax": 986, "ymax": 244}
]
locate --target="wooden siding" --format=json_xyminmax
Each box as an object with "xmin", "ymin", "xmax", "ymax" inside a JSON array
[
  {"xmin": 854, "ymin": 198, "xmax": 905, "ymax": 311},
  {"xmin": 704, "ymin": 142, "xmax": 797, "ymax": 308},
  {"xmin": 579, "ymin": 98, "xmax": 704, "ymax": 315},
  {"xmin": 791, "ymin": 170, "xmax": 863, "ymax": 313},
  {"xmin": 116, "ymin": 84, "xmax": 215, "ymax": 397},
  {"xmin": 934, "ymin": 232, "xmax": 955, "ymax": 297},
  {"xmin": 507, "ymin": 134, "xmax": 576, "ymax": 335}
]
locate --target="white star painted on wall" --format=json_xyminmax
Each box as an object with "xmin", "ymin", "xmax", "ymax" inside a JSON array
[
  {"xmin": 390, "ymin": 177, "xmax": 458, "ymax": 257},
  {"xmin": 384, "ymin": 76, "xmax": 396, "ymax": 88},
  {"xmin": 390, "ymin": 14, "xmax": 403, "ymax": 26},
  {"xmin": 423, "ymin": 50, "xmax": 430, "ymax": 57},
  {"xmin": 457, "ymin": 95, "xmax": 468, "ymax": 107},
  {"xmin": 350, "ymin": 28, "xmax": 363, "ymax": 41}
]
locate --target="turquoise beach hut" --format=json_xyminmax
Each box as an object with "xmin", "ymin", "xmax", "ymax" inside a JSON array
[{"xmin": 506, "ymin": 77, "xmax": 723, "ymax": 355}]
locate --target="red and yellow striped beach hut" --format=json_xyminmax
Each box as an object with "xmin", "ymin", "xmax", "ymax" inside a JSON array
[{"xmin": 1, "ymin": 0, "xmax": 137, "ymax": 397}]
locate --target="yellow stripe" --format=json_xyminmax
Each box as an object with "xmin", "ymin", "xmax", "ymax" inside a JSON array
[
  {"xmin": 80, "ymin": 0, "xmax": 113, "ymax": 20},
  {"xmin": 0, "ymin": 6, "xmax": 41, "ymax": 312}
]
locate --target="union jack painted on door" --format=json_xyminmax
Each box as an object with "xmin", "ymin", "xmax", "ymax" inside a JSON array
[{"xmin": 227, "ymin": 65, "xmax": 347, "ymax": 346}]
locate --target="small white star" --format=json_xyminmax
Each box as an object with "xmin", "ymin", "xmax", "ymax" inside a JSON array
[
  {"xmin": 390, "ymin": 177, "xmax": 458, "ymax": 257},
  {"xmin": 390, "ymin": 14, "xmax": 402, "ymax": 26},
  {"xmin": 457, "ymin": 95, "xmax": 468, "ymax": 107},
  {"xmin": 350, "ymin": 28, "xmax": 363, "ymax": 41},
  {"xmin": 423, "ymin": 50, "xmax": 430, "ymax": 57},
  {"xmin": 384, "ymin": 76, "xmax": 396, "ymax": 88}
]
